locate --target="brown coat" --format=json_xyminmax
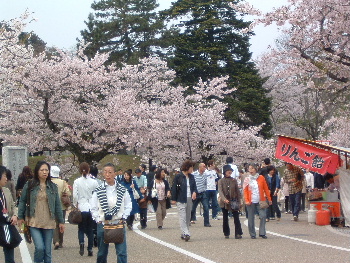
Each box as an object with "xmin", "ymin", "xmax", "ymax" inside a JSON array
[{"xmin": 218, "ymin": 177, "xmax": 241, "ymax": 211}]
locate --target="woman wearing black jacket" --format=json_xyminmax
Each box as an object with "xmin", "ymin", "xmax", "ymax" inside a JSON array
[
  {"xmin": 147, "ymin": 168, "xmax": 171, "ymax": 229},
  {"xmin": 171, "ymin": 160, "xmax": 197, "ymax": 241}
]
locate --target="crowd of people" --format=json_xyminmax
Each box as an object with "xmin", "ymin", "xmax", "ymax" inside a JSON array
[{"xmin": 0, "ymin": 155, "xmax": 341, "ymax": 263}]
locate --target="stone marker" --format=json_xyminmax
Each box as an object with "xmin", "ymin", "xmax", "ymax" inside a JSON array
[{"xmin": 2, "ymin": 146, "xmax": 28, "ymax": 182}]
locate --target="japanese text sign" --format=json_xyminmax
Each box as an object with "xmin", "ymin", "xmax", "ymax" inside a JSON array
[{"xmin": 275, "ymin": 136, "xmax": 340, "ymax": 174}]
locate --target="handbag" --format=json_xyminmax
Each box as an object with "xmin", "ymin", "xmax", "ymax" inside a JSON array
[
  {"xmin": 227, "ymin": 181, "xmax": 240, "ymax": 211},
  {"xmin": 0, "ymin": 223, "xmax": 23, "ymax": 249},
  {"xmin": 151, "ymin": 180, "xmax": 157, "ymax": 198},
  {"xmin": 103, "ymin": 223, "xmax": 124, "ymax": 244},
  {"xmin": 61, "ymin": 192, "xmax": 71, "ymax": 207},
  {"xmin": 22, "ymin": 223, "xmax": 32, "ymax": 244},
  {"xmin": 259, "ymin": 200, "xmax": 269, "ymax": 209},
  {"xmin": 68, "ymin": 205, "xmax": 82, "ymax": 224},
  {"xmin": 230, "ymin": 198, "xmax": 240, "ymax": 211}
]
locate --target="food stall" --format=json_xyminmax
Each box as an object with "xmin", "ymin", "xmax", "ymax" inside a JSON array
[{"xmin": 275, "ymin": 135, "xmax": 350, "ymax": 225}]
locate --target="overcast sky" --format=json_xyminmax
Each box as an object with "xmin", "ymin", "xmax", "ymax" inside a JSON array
[{"xmin": 0, "ymin": 0, "xmax": 287, "ymax": 59}]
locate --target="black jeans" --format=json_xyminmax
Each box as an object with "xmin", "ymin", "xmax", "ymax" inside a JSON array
[
  {"xmin": 78, "ymin": 211, "xmax": 94, "ymax": 251},
  {"xmin": 222, "ymin": 208, "xmax": 242, "ymax": 237},
  {"xmin": 139, "ymin": 208, "xmax": 148, "ymax": 228},
  {"xmin": 267, "ymin": 195, "xmax": 281, "ymax": 219},
  {"xmin": 126, "ymin": 214, "xmax": 135, "ymax": 227},
  {"xmin": 285, "ymin": 196, "xmax": 290, "ymax": 212}
]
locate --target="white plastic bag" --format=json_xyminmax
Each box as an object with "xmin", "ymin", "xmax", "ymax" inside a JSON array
[
  {"xmin": 147, "ymin": 203, "xmax": 155, "ymax": 213},
  {"xmin": 132, "ymin": 187, "xmax": 140, "ymax": 199}
]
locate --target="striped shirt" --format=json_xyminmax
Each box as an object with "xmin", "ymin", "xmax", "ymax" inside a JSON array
[{"xmin": 192, "ymin": 170, "xmax": 207, "ymax": 193}]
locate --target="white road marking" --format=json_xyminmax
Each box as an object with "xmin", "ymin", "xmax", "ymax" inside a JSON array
[
  {"xmin": 19, "ymin": 234, "xmax": 33, "ymax": 263},
  {"xmin": 133, "ymin": 222, "xmax": 217, "ymax": 263},
  {"xmin": 243, "ymin": 220, "xmax": 350, "ymax": 252}
]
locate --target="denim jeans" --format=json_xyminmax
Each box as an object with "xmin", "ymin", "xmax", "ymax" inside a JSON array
[
  {"xmin": 96, "ymin": 223, "xmax": 127, "ymax": 263},
  {"xmin": 30, "ymin": 227, "xmax": 54, "ymax": 263},
  {"xmin": 3, "ymin": 246, "xmax": 15, "ymax": 263},
  {"xmin": 246, "ymin": 203, "xmax": 267, "ymax": 237},
  {"xmin": 290, "ymin": 191, "xmax": 302, "ymax": 217},
  {"xmin": 190, "ymin": 192, "xmax": 209, "ymax": 225},
  {"xmin": 78, "ymin": 211, "xmax": 94, "ymax": 251},
  {"xmin": 206, "ymin": 190, "xmax": 218, "ymax": 218},
  {"xmin": 222, "ymin": 208, "xmax": 242, "ymax": 237}
]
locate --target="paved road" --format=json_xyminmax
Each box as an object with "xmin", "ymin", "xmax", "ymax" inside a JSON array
[{"xmin": 4, "ymin": 206, "xmax": 350, "ymax": 263}]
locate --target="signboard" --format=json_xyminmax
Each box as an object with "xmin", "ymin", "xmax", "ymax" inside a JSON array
[{"xmin": 275, "ymin": 136, "xmax": 340, "ymax": 174}]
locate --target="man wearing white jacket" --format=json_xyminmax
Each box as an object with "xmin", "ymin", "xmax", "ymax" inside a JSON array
[{"xmin": 90, "ymin": 163, "xmax": 132, "ymax": 263}]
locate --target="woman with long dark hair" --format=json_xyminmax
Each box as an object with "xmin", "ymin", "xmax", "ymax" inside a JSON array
[
  {"xmin": 121, "ymin": 170, "xmax": 143, "ymax": 230},
  {"xmin": 18, "ymin": 161, "xmax": 65, "ymax": 263},
  {"xmin": 15, "ymin": 166, "xmax": 33, "ymax": 202}
]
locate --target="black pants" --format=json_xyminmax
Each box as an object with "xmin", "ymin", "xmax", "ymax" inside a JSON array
[
  {"xmin": 285, "ymin": 196, "xmax": 290, "ymax": 212},
  {"xmin": 126, "ymin": 214, "xmax": 135, "ymax": 227},
  {"xmin": 139, "ymin": 208, "xmax": 148, "ymax": 228},
  {"xmin": 222, "ymin": 208, "xmax": 242, "ymax": 237},
  {"xmin": 78, "ymin": 211, "xmax": 94, "ymax": 251}
]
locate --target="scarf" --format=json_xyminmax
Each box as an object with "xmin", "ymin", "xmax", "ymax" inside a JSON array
[
  {"xmin": 95, "ymin": 179, "xmax": 126, "ymax": 218},
  {"xmin": 243, "ymin": 173, "xmax": 259, "ymax": 190}
]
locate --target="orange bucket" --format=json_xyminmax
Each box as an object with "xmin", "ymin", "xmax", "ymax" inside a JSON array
[{"xmin": 316, "ymin": 209, "xmax": 330, "ymax": 226}]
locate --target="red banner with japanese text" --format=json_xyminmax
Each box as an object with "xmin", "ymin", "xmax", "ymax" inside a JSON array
[{"xmin": 275, "ymin": 136, "xmax": 340, "ymax": 174}]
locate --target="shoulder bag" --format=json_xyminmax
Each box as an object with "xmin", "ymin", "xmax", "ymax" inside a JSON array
[
  {"xmin": 103, "ymin": 223, "xmax": 124, "ymax": 244},
  {"xmin": 227, "ymin": 179, "xmax": 240, "ymax": 211},
  {"xmin": 0, "ymin": 222, "xmax": 22, "ymax": 249},
  {"xmin": 259, "ymin": 200, "xmax": 269, "ymax": 209},
  {"xmin": 22, "ymin": 222, "xmax": 32, "ymax": 244},
  {"xmin": 68, "ymin": 205, "xmax": 82, "ymax": 224},
  {"xmin": 61, "ymin": 192, "xmax": 71, "ymax": 207},
  {"xmin": 151, "ymin": 180, "xmax": 157, "ymax": 198},
  {"xmin": 230, "ymin": 198, "xmax": 240, "ymax": 211}
]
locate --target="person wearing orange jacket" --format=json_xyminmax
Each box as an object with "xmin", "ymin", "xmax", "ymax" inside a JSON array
[{"xmin": 243, "ymin": 163, "xmax": 272, "ymax": 239}]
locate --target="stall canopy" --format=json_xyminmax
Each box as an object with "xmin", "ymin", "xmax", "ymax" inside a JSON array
[{"xmin": 275, "ymin": 135, "xmax": 349, "ymax": 174}]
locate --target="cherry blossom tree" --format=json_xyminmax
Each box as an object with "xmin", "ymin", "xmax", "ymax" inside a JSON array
[
  {"xmin": 233, "ymin": 0, "xmax": 350, "ymax": 92},
  {"xmin": 256, "ymin": 39, "xmax": 350, "ymax": 140},
  {"xmin": 321, "ymin": 116, "xmax": 350, "ymax": 148},
  {"xmin": 0, "ymin": 15, "xmax": 274, "ymax": 168},
  {"xmin": 231, "ymin": 0, "xmax": 350, "ymax": 148}
]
